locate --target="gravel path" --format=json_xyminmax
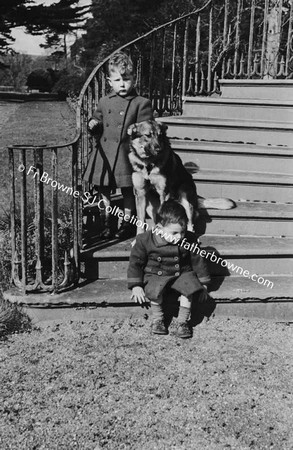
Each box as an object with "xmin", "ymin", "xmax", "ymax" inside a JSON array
[{"xmin": 0, "ymin": 316, "xmax": 292, "ymax": 450}]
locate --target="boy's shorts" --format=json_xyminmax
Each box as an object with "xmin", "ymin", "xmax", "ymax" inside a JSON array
[{"xmin": 144, "ymin": 271, "xmax": 205, "ymax": 304}]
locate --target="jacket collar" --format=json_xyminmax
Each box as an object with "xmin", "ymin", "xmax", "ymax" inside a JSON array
[
  {"xmin": 108, "ymin": 89, "xmax": 137, "ymax": 100},
  {"xmin": 152, "ymin": 229, "xmax": 194, "ymax": 249},
  {"xmin": 152, "ymin": 229, "xmax": 171, "ymax": 247}
]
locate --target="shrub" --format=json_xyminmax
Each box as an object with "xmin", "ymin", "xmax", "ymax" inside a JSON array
[
  {"xmin": 27, "ymin": 68, "xmax": 59, "ymax": 92},
  {"xmin": 0, "ymin": 205, "xmax": 74, "ymax": 293},
  {"xmin": 0, "ymin": 296, "xmax": 32, "ymax": 338},
  {"xmin": 52, "ymin": 69, "xmax": 86, "ymax": 99},
  {"xmin": 0, "ymin": 222, "xmax": 12, "ymax": 292}
]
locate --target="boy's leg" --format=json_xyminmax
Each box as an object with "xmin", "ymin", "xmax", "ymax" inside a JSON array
[
  {"xmin": 151, "ymin": 296, "xmax": 168, "ymax": 335},
  {"xmin": 163, "ymin": 289, "xmax": 180, "ymax": 328},
  {"xmin": 100, "ymin": 187, "xmax": 112, "ymax": 238},
  {"xmin": 115, "ymin": 187, "xmax": 136, "ymax": 239},
  {"xmin": 121, "ymin": 186, "xmax": 136, "ymax": 216},
  {"xmin": 177, "ymin": 295, "xmax": 193, "ymax": 339}
]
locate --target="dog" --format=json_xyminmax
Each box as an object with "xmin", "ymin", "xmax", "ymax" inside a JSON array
[{"xmin": 127, "ymin": 120, "xmax": 235, "ymax": 234}]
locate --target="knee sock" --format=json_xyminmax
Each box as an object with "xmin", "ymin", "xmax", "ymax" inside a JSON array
[
  {"xmin": 178, "ymin": 306, "xmax": 191, "ymax": 323},
  {"xmin": 151, "ymin": 302, "xmax": 164, "ymax": 322},
  {"xmin": 100, "ymin": 189, "xmax": 111, "ymax": 227},
  {"xmin": 121, "ymin": 187, "xmax": 135, "ymax": 217}
]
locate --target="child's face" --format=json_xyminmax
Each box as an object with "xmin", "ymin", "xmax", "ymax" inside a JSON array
[
  {"xmin": 108, "ymin": 68, "xmax": 135, "ymax": 97},
  {"xmin": 157, "ymin": 222, "xmax": 186, "ymax": 245}
]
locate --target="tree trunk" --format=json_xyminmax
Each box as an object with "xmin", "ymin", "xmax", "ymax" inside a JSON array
[{"xmin": 264, "ymin": 0, "xmax": 282, "ymax": 78}]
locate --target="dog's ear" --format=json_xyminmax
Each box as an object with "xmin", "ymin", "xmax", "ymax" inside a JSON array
[
  {"xmin": 156, "ymin": 121, "xmax": 168, "ymax": 136},
  {"xmin": 127, "ymin": 123, "xmax": 137, "ymax": 137}
]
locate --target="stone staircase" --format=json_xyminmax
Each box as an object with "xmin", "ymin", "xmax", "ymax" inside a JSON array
[
  {"xmin": 81, "ymin": 80, "xmax": 293, "ymax": 318},
  {"xmin": 159, "ymin": 80, "xmax": 293, "ymax": 301},
  {"xmin": 13, "ymin": 80, "xmax": 293, "ymax": 321}
]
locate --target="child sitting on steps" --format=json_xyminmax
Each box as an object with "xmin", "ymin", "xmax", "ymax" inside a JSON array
[{"xmin": 127, "ymin": 199, "xmax": 211, "ymax": 338}]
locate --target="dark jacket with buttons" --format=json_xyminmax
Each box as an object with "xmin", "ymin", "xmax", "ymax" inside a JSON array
[
  {"xmin": 83, "ymin": 90, "xmax": 153, "ymax": 188},
  {"xmin": 127, "ymin": 230, "xmax": 211, "ymax": 303}
]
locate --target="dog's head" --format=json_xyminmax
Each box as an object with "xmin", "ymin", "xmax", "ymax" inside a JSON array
[{"xmin": 127, "ymin": 120, "xmax": 168, "ymax": 159}]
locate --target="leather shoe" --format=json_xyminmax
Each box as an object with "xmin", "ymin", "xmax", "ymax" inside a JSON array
[
  {"xmin": 100, "ymin": 226, "xmax": 112, "ymax": 239},
  {"xmin": 115, "ymin": 222, "xmax": 136, "ymax": 240},
  {"xmin": 177, "ymin": 322, "xmax": 193, "ymax": 339},
  {"xmin": 152, "ymin": 319, "xmax": 168, "ymax": 335}
]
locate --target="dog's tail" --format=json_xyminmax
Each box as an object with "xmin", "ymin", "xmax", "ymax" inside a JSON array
[{"xmin": 198, "ymin": 197, "xmax": 236, "ymax": 210}]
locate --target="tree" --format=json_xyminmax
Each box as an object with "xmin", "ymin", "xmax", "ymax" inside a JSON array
[
  {"xmin": 0, "ymin": 0, "xmax": 89, "ymax": 53},
  {"xmin": 46, "ymin": 50, "xmax": 66, "ymax": 71},
  {"xmin": 0, "ymin": 53, "xmax": 33, "ymax": 90},
  {"xmin": 79, "ymin": 0, "xmax": 198, "ymax": 69}
]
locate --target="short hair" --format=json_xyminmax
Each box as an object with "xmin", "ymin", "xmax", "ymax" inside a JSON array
[
  {"xmin": 108, "ymin": 51, "xmax": 134, "ymax": 76},
  {"xmin": 156, "ymin": 199, "xmax": 188, "ymax": 230}
]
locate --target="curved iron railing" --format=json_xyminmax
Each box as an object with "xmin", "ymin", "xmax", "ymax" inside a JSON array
[
  {"xmin": 8, "ymin": 138, "xmax": 81, "ymax": 295},
  {"xmin": 78, "ymin": 0, "xmax": 293, "ymax": 184},
  {"xmin": 7, "ymin": 0, "xmax": 293, "ymax": 296}
]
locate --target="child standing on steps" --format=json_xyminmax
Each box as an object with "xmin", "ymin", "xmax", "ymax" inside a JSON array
[
  {"xmin": 83, "ymin": 51, "xmax": 153, "ymax": 240},
  {"xmin": 127, "ymin": 200, "xmax": 211, "ymax": 338}
]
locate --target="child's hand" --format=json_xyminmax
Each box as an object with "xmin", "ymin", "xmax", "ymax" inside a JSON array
[
  {"xmin": 131, "ymin": 286, "xmax": 148, "ymax": 305},
  {"xmin": 199, "ymin": 285, "xmax": 208, "ymax": 303},
  {"xmin": 88, "ymin": 118, "xmax": 101, "ymax": 133}
]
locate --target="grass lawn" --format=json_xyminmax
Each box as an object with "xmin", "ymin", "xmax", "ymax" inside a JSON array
[
  {"xmin": 0, "ymin": 100, "xmax": 77, "ymax": 291},
  {"xmin": 0, "ymin": 101, "xmax": 76, "ymax": 212},
  {"xmin": 0, "ymin": 316, "xmax": 293, "ymax": 449}
]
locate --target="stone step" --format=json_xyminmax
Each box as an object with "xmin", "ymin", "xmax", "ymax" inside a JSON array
[
  {"xmin": 80, "ymin": 235, "xmax": 293, "ymax": 278},
  {"xmin": 182, "ymin": 96, "xmax": 293, "ymax": 123},
  {"xmin": 197, "ymin": 201, "xmax": 293, "ymax": 237},
  {"xmin": 5, "ymin": 276, "xmax": 293, "ymax": 319},
  {"xmin": 83, "ymin": 198, "xmax": 293, "ymax": 239},
  {"xmin": 171, "ymin": 139, "xmax": 293, "ymax": 175},
  {"xmin": 20, "ymin": 293, "xmax": 293, "ymax": 324},
  {"xmin": 159, "ymin": 116, "xmax": 293, "ymax": 146},
  {"xmin": 88, "ymin": 255, "xmax": 293, "ymax": 281},
  {"xmin": 219, "ymin": 79, "xmax": 293, "ymax": 100},
  {"xmin": 193, "ymin": 169, "xmax": 293, "ymax": 203}
]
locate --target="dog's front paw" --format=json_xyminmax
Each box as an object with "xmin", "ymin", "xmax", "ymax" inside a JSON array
[{"xmin": 131, "ymin": 238, "xmax": 137, "ymax": 247}]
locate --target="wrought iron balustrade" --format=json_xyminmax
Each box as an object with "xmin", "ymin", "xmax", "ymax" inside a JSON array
[{"xmin": 8, "ymin": 141, "xmax": 81, "ymax": 294}]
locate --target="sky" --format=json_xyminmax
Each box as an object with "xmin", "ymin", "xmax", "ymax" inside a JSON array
[
  {"xmin": 11, "ymin": 29, "xmax": 80, "ymax": 55},
  {"xmin": 10, "ymin": 0, "xmax": 90, "ymax": 55},
  {"xmin": 11, "ymin": 29, "xmax": 49, "ymax": 55}
]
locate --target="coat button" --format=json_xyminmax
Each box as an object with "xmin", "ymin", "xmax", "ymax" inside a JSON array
[
  {"xmin": 118, "ymin": 124, "xmax": 122, "ymax": 129},
  {"xmin": 175, "ymin": 272, "xmax": 180, "ymax": 276},
  {"xmin": 174, "ymin": 256, "xmax": 179, "ymax": 261},
  {"xmin": 157, "ymin": 257, "xmax": 161, "ymax": 261},
  {"xmin": 175, "ymin": 264, "xmax": 179, "ymax": 269},
  {"xmin": 158, "ymin": 271, "xmax": 162, "ymax": 275},
  {"xmin": 119, "ymin": 111, "xmax": 124, "ymax": 115}
]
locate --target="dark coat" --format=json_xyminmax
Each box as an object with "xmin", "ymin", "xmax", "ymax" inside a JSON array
[
  {"xmin": 127, "ymin": 230, "xmax": 211, "ymax": 303},
  {"xmin": 83, "ymin": 90, "xmax": 153, "ymax": 188}
]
